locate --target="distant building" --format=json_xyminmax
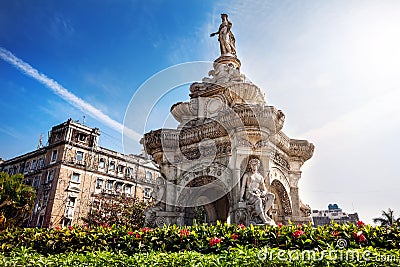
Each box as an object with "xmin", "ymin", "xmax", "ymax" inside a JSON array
[
  {"xmin": 0, "ymin": 119, "xmax": 160, "ymax": 228},
  {"xmin": 311, "ymin": 204, "xmax": 359, "ymax": 226}
]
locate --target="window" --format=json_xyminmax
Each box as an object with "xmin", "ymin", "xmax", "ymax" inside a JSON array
[
  {"xmin": 145, "ymin": 171, "xmax": 152, "ymax": 180},
  {"xmin": 51, "ymin": 150, "xmax": 58, "ymax": 162},
  {"xmin": 96, "ymin": 178, "xmax": 103, "ymax": 189},
  {"xmin": 47, "ymin": 170, "xmax": 54, "ymax": 183},
  {"xmin": 33, "ymin": 177, "xmax": 40, "ymax": 188},
  {"xmin": 99, "ymin": 158, "xmax": 105, "ymax": 169},
  {"xmin": 37, "ymin": 158, "xmax": 44, "ymax": 169},
  {"xmin": 19, "ymin": 164, "xmax": 24, "ymax": 174},
  {"xmin": 109, "ymin": 161, "xmax": 115, "ymax": 171},
  {"xmin": 117, "ymin": 165, "xmax": 124, "ymax": 173},
  {"xmin": 76, "ymin": 151, "xmax": 84, "ymax": 162},
  {"xmin": 144, "ymin": 188, "xmax": 151, "ymax": 198},
  {"xmin": 71, "ymin": 173, "xmax": 80, "ymax": 183},
  {"xmin": 43, "ymin": 191, "xmax": 49, "ymax": 206},
  {"xmin": 125, "ymin": 185, "xmax": 132, "ymax": 195},
  {"xmin": 77, "ymin": 133, "xmax": 87, "ymax": 142},
  {"xmin": 115, "ymin": 182, "xmax": 123, "ymax": 192},
  {"xmin": 67, "ymin": 197, "xmax": 76, "ymax": 207},
  {"xmin": 31, "ymin": 160, "xmax": 37, "ymax": 170},
  {"xmin": 24, "ymin": 162, "xmax": 30, "ymax": 172},
  {"xmin": 106, "ymin": 180, "xmax": 114, "ymax": 190}
]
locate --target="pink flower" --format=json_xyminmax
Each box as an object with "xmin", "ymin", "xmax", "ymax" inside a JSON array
[
  {"xmin": 238, "ymin": 224, "xmax": 246, "ymax": 229},
  {"xmin": 209, "ymin": 237, "xmax": 221, "ymax": 246},
  {"xmin": 68, "ymin": 226, "xmax": 74, "ymax": 231},
  {"xmin": 277, "ymin": 223, "xmax": 283, "ymax": 228},
  {"xmin": 231, "ymin": 233, "xmax": 239, "ymax": 240},
  {"xmin": 357, "ymin": 221, "xmax": 365, "ymax": 227},
  {"xmin": 179, "ymin": 229, "xmax": 190, "ymax": 237},
  {"xmin": 292, "ymin": 230, "xmax": 305, "ymax": 239}
]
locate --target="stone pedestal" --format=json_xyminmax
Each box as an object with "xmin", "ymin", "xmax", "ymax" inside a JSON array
[{"xmin": 155, "ymin": 211, "xmax": 185, "ymax": 227}]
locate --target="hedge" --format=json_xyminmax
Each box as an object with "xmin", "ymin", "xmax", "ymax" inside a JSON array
[
  {"xmin": 1, "ymin": 222, "xmax": 399, "ymax": 255},
  {"xmin": 1, "ymin": 247, "xmax": 400, "ymax": 267}
]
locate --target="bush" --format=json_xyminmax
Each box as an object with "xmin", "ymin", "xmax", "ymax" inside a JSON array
[
  {"xmin": 0, "ymin": 222, "xmax": 399, "ymax": 255},
  {"xmin": 1, "ymin": 247, "xmax": 400, "ymax": 266}
]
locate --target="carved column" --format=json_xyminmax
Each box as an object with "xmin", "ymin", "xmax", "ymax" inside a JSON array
[{"xmin": 288, "ymin": 159, "xmax": 302, "ymax": 219}]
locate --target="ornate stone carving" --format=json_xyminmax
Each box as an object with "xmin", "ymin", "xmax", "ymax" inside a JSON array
[
  {"xmin": 273, "ymin": 153, "xmax": 290, "ymax": 170},
  {"xmin": 289, "ymin": 139, "xmax": 315, "ymax": 161}
]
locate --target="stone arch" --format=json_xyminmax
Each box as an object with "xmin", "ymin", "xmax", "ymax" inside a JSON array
[
  {"xmin": 270, "ymin": 179, "xmax": 292, "ymax": 221},
  {"xmin": 177, "ymin": 175, "xmax": 231, "ymax": 225}
]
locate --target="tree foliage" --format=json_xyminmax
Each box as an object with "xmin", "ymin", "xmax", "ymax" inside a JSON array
[
  {"xmin": 0, "ymin": 172, "xmax": 36, "ymax": 229},
  {"xmin": 82, "ymin": 193, "xmax": 149, "ymax": 229},
  {"xmin": 373, "ymin": 208, "xmax": 400, "ymax": 226}
]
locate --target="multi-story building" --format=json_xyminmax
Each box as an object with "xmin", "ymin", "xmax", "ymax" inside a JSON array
[
  {"xmin": 311, "ymin": 204, "xmax": 359, "ymax": 226},
  {"xmin": 0, "ymin": 119, "xmax": 160, "ymax": 228}
]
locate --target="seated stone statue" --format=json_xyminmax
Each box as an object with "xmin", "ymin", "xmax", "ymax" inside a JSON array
[{"xmin": 240, "ymin": 158, "xmax": 275, "ymax": 225}]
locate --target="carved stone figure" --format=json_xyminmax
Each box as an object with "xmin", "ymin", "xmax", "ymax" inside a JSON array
[
  {"xmin": 240, "ymin": 158, "xmax": 275, "ymax": 225},
  {"xmin": 210, "ymin": 14, "xmax": 236, "ymax": 56}
]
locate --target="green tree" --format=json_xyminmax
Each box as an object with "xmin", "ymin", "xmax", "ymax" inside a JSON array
[
  {"xmin": 83, "ymin": 193, "xmax": 149, "ymax": 229},
  {"xmin": 0, "ymin": 172, "xmax": 36, "ymax": 229},
  {"xmin": 373, "ymin": 208, "xmax": 400, "ymax": 226}
]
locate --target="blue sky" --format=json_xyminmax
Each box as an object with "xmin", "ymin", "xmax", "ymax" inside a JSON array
[{"xmin": 1, "ymin": 0, "xmax": 400, "ymax": 223}]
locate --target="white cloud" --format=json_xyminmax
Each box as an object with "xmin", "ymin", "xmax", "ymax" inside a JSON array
[{"xmin": 0, "ymin": 47, "xmax": 141, "ymax": 142}]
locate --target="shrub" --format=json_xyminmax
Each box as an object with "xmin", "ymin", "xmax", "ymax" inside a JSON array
[{"xmin": 0, "ymin": 222, "xmax": 399, "ymax": 255}]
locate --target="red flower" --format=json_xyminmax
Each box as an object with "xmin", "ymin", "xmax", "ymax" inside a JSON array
[
  {"xmin": 54, "ymin": 226, "xmax": 61, "ymax": 230},
  {"xmin": 277, "ymin": 223, "xmax": 283, "ymax": 228},
  {"xmin": 209, "ymin": 237, "xmax": 221, "ymax": 246},
  {"xmin": 354, "ymin": 231, "xmax": 367, "ymax": 243},
  {"xmin": 238, "ymin": 224, "xmax": 246, "ymax": 229},
  {"xmin": 141, "ymin": 227, "xmax": 152, "ymax": 233},
  {"xmin": 357, "ymin": 221, "xmax": 365, "ymax": 227},
  {"xmin": 127, "ymin": 231, "xmax": 134, "ymax": 235},
  {"xmin": 358, "ymin": 233, "xmax": 367, "ymax": 243},
  {"xmin": 135, "ymin": 233, "xmax": 142, "ymax": 239},
  {"xmin": 68, "ymin": 226, "xmax": 74, "ymax": 231},
  {"xmin": 332, "ymin": 231, "xmax": 339, "ymax": 237},
  {"xmin": 231, "ymin": 233, "xmax": 239, "ymax": 240},
  {"xmin": 179, "ymin": 229, "xmax": 190, "ymax": 237},
  {"xmin": 292, "ymin": 230, "xmax": 305, "ymax": 239}
]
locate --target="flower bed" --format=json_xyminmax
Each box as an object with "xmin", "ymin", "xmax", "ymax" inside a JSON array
[
  {"xmin": 1, "ymin": 247, "xmax": 400, "ymax": 267},
  {"xmin": 0, "ymin": 222, "xmax": 399, "ymax": 255}
]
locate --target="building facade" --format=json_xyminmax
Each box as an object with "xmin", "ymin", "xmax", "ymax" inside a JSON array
[
  {"xmin": 311, "ymin": 204, "xmax": 359, "ymax": 226},
  {"xmin": 0, "ymin": 119, "xmax": 160, "ymax": 228}
]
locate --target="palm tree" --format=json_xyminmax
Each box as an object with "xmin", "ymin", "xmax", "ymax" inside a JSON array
[{"xmin": 373, "ymin": 208, "xmax": 399, "ymax": 226}]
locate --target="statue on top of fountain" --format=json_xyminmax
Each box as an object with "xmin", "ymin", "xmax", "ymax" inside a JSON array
[{"xmin": 210, "ymin": 13, "xmax": 237, "ymax": 57}]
